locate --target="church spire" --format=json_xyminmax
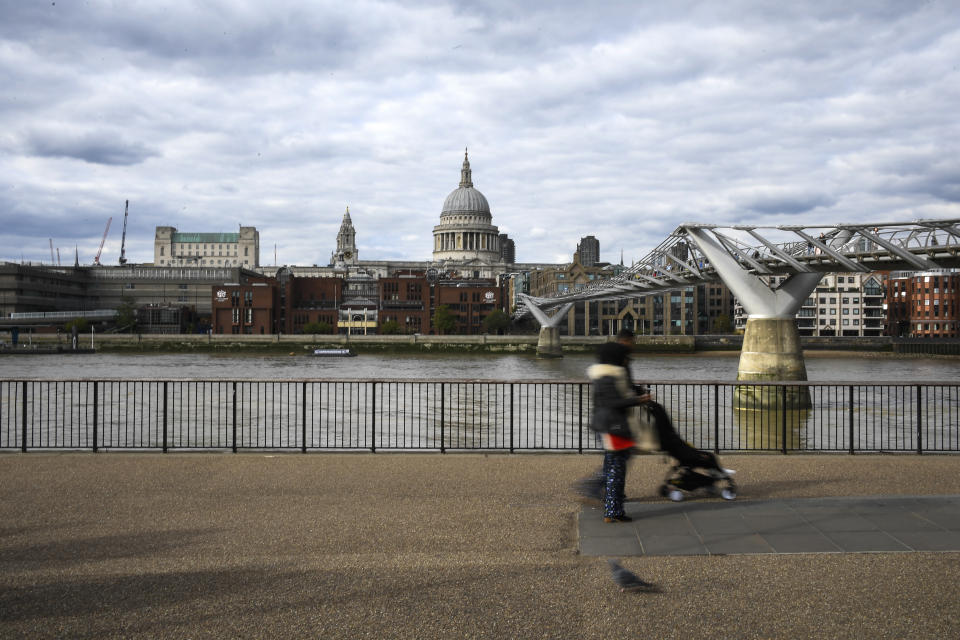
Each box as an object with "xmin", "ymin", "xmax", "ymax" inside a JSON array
[{"xmin": 459, "ymin": 147, "xmax": 473, "ymax": 188}]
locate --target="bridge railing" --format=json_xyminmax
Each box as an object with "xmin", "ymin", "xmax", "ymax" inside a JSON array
[{"xmin": 1, "ymin": 379, "xmax": 957, "ymax": 454}]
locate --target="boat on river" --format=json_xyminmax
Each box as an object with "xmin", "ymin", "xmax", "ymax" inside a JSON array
[{"xmin": 310, "ymin": 348, "xmax": 356, "ymax": 357}]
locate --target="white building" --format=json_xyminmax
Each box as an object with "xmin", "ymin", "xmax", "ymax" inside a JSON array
[
  {"xmin": 735, "ymin": 272, "xmax": 885, "ymax": 336},
  {"xmin": 154, "ymin": 226, "xmax": 259, "ymax": 268}
]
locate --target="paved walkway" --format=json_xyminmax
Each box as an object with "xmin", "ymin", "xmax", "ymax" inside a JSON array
[
  {"xmin": 580, "ymin": 495, "xmax": 960, "ymax": 556},
  {"xmin": 3, "ymin": 454, "xmax": 960, "ymax": 639}
]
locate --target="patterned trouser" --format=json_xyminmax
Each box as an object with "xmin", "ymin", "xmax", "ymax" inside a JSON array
[{"xmin": 603, "ymin": 449, "xmax": 631, "ymax": 518}]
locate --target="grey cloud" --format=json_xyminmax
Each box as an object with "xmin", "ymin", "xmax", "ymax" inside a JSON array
[
  {"xmin": 25, "ymin": 129, "xmax": 158, "ymax": 166},
  {"xmin": 737, "ymin": 190, "xmax": 837, "ymax": 215}
]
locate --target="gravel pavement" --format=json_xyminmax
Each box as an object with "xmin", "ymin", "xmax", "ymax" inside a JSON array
[{"xmin": 1, "ymin": 453, "xmax": 959, "ymax": 639}]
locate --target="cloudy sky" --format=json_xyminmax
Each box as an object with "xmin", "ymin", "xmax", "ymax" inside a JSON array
[{"xmin": 2, "ymin": 1, "xmax": 958, "ymax": 267}]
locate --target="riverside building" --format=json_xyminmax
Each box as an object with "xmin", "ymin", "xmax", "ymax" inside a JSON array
[
  {"xmin": 884, "ymin": 270, "xmax": 959, "ymax": 338},
  {"xmin": 154, "ymin": 226, "xmax": 260, "ymax": 268}
]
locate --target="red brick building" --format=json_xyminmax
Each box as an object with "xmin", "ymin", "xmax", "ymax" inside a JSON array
[
  {"xmin": 211, "ymin": 273, "xmax": 278, "ymax": 335},
  {"xmin": 379, "ymin": 271, "xmax": 430, "ymax": 334},
  {"xmin": 285, "ymin": 276, "xmax": 343, "ymax": 334},
  {"xmin": 211, "ymin": 270, "xmax": 504, "ymax": 336},
  {"xmin": 434, "ymin": 279, "xmax": 501, "ymax": 334},
  {"xmin": 884, "ymin": 271, "xmax": 960, "ymax": 338}
]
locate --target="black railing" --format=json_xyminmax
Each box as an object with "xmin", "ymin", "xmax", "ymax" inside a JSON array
[{"xmin": 1, "ymin": 379, "xmax": 957, "ymax": 453}]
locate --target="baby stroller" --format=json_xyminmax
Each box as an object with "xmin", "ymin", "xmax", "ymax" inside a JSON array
[{"xmin": 644, "ymin": 402, "xmax": 737, "ymax": 502}]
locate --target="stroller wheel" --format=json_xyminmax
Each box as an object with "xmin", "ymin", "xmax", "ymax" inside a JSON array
[
  {"xmin": 720, "ymin": 487, "xmax": 737, "ymax": 501},
  {"xmin": 668, "ymin": 489, "xmax": 685, "ymax": 502}
]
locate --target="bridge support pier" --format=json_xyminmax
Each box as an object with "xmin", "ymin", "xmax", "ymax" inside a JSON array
[
  {"xmin": 685, "ymin": 229, "xmax": 823, "ymax": 410},
  {"xmin": 519, "ymin": 295, "xmax": 574, "ymax": 358},
  {"xmin": 736, "ymin": 317, "xmax": 811, "ymax": 409},
  {"xmin": 536, "ymin": 326, "xmax": 563, "ymax": 358}
]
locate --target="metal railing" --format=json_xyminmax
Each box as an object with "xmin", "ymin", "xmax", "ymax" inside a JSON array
[{"xmin": 1, "ymin": 379, "xmax": 957, "ymax": 454}]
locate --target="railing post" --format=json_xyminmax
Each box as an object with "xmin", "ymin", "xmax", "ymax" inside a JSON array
[
  {"xmin": 21, "ymin": 381, "xmax": 27, "ymax": 453},
  {"xmin": 780, "ymin": 385, "xmax": 787, "ymax": 454},
  {"xmin": 509, "ymin": 383, "xmax": 515, "ymax": 454},
  {"xmin": 301, "ymin": 381, "xmax": 307, "ymax": 454},
  {"xmin": 916, "ymin": 385, "xmax": 923, "ymax": 455},
  {"xmin": 848, "ymin": 385, "xmax": 854, "ymax": 455},
  {"xmin": 713, "ymin": 384, "xmax": 719, "ymax": 454},
  {"xmin": 371, "ymin": 382, "xmax": 377, "ymax": 453},
  {"xmin": 232, "ymin": 381, "xmax": 237, "ymax": 453},
  {"xmin": 440, "ymin": 383, "xmax": 445, "ymax": 453},
  {"xmin": 577, "ymin": 383, "xmax": 583, "ymax": 454},
  {"xmin": 93, "ymin": 381, "xmax": 99, "ymax": 453},
  {"xmin": 162, "ymin": 381, "xmax": 168, "ymax": 453}
]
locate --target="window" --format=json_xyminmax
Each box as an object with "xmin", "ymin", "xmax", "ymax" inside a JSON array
[{"xmin": 160, "ymin": 247, "xmax": 165, "ymax": 256}]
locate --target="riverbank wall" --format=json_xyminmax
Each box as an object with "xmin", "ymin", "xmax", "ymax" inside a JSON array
[{"xmin": 4, "ymin": 333, "xmax": 952, "ymax": 355}]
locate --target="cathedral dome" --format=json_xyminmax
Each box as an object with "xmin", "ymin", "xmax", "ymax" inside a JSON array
[
  {"xmin": 440, "ymin": 150, "xmax": 490, "ymax": 218},
  {"xmin": 442, "ymin": 186, "xmax": 490, "ymax": 216},
  {"xmin": 432, "ymin": 149, "xmax": 501, "ymax": 263}
]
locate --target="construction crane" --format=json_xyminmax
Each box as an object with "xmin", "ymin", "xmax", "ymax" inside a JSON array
[
  {"xmin": 118, "ymin": 200, "xmax": 129, "ymax": 265},
  {"xmin": 94, "ymin": 217, "xmax": 112, "ymax": 266},
  {"xmin": 49, "ymin": 239, "xmax": 55, "ymax": 264}
]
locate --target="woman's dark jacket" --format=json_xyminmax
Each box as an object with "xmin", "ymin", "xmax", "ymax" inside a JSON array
[{"xmin": 587, "ymin": 363, "xmax": 641, "ymax": 440}]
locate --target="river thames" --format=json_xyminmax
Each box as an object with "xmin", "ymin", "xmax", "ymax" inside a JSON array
[{"xmin": 2, "ymin": 351, "xmax": 960, "ymax": 382}]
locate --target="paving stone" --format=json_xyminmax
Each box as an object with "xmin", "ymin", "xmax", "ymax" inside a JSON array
[
  {"xmin": 825, "ymin": 531, "xmax": 911, "ymax": 552},
  {"xmin": 579, "ymin": 496, "xmax": 960, "ymax": 557},
  {"xmin": 638, "ymin": 534, "xmax": 708, "ymax": 556},
  {"xmin": 702, "ymin": 533, "xmax": 773, "ymax": 555},
  {"xmin": 763, "ymin": 532, "xmax": 841, "ymax": 553},
  {"xmin": 804, "ymin": 514, "xmax": 879, "ymax": 532},
  {"xmin": 890, "ymin": 530, "xmax": 960, "ymax": 551}
]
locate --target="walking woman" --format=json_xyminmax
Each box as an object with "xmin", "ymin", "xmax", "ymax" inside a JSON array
[{"xmin": 587, "ymin": 341, "xmax": 651, "ymax": 523}]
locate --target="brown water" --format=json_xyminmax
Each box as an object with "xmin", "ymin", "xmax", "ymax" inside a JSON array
[{"xmin": 2, "ymin": 351, "xmax": 958, "ymax": 382}]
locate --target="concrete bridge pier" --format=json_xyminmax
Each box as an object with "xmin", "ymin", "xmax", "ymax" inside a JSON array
[
  {"xmin": 736, "ymin": 315, "xmax": 812, "ymax": 409},
  {"xmin": 684, "ymin": 228, "xmax": 825, "ymax": 409},
  {"xmin": 519, "ymin": 295, "xmax": 574, "ymax": 358},
  {"xmin": 536, "ymin": 326, "xmax": 563, "ymax": 358}
]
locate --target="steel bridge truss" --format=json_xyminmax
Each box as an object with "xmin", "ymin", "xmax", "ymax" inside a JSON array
[{"xmin": 517, "ymin": 218, "xmax": 960, "ymax": 316}]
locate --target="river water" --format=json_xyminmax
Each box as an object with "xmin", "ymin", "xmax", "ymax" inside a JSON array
[{"xmin": 1, "ymin": 351, "xmax": 959, "ymax": 382}]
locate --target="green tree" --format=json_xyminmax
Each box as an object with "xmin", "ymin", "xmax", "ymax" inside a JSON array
[
  {"xmin": 481, "ymin": 309, "xmax": 510, "ymax": 334},
  {"xmin": 433, "ymin": 305, "xmax": 457, "ymax": 335},
  {"xmin": 712, "ymin": 314, "xmax": 733, "ymax": 334},
  {"xmin": 380, "ymin": 320, "xmax": 400, "ymax": 335},
  {"xmin": 302, "ymin": 321, "xmax": 333, "ymax": 334},
  {"xmin": 115, "ymin": 300, "xmax": 138, "ymax": 333},
  {"xmin": 63, "ymin": 317, "xmax": 89, "ymax": 334}
]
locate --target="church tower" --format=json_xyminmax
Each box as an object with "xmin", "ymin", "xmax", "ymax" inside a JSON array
[{"xmin": 331, "ymin": 206, "xmax": 358, "ymax": 267}]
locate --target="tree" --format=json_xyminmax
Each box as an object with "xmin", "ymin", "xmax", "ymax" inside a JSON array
[
  {"xmin": 481, "ymin": 309, "xmax": 510, "ymax": 334},
  {"xmin": 63, "ymin": 317, "xmax": 89, "ymax": 334},
  {"xmin": 302, "ymin": 321, "xmax": 333, "ymax": 334},
  {"xmin": 433, "ymin": 305, "xmax": 457, "ymax": 335},
  {"xmin": 380, "ymin": 320, "xmax": 400, "ymax": 335},
  {"xmin": 712, "ymin": 314, "xmax": 733, "ymax": 334},
  {"xmin": 115, "ymin": 300, "xmax": 138, "ymax": 333}
]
